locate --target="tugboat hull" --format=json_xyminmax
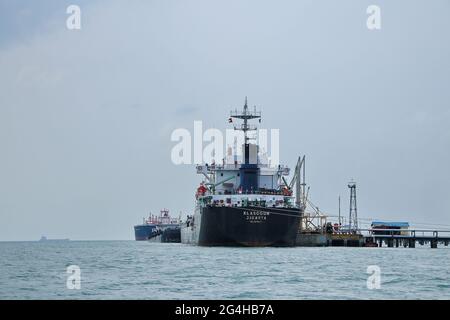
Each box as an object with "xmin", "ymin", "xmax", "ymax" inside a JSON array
[
  {"xmin": 161, "ymin": 227, "xmax": 181, "ymax": 243},
  {"xmin": 148, "ymin": 227, "xmax": 181, "ymax": 243}
]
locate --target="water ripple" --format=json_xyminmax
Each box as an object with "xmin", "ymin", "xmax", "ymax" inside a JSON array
[{"xmin": 0, "ymin": 241, "xmax": 449, "ymax": 299}]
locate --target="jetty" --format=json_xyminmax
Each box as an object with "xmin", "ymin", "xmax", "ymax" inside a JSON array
[{"xmin": 295, "ymin": 228, "xmax": 450, "ymax": 248}]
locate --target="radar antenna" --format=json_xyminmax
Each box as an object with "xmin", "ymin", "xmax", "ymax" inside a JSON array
[{"xmin": 229, "ymin": 97, "xmax": 261, "ymax": 143}]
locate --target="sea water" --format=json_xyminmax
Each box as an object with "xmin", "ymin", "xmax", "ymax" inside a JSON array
[{"xmin": 0, "ymin": 241, "xmax": 449, "ymax": 299}]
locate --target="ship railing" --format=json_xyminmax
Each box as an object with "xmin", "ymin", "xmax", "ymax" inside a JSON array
[
  {"xmin": 230, "ymin": 109, "xmax": 261, "ymax": 117},
  {"xmin": 205, "ymin": 189, "xmax": 290, "ymax": 196},
  {"xmin": 197, "ymin": 163, "xmax": 290, "ymax": 173},
  {"xmin": 198, "ymin": 196, "xmax": 295, "ymax": 209}
]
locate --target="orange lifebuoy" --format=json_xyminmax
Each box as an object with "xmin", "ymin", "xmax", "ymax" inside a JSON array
[
  {"xmin": 196, "ymin": 184, "xmax": 207, "ymax": 197},
  {"xmin": 282, "ymin": 186, "xmax": 292, "ymax": 196}
]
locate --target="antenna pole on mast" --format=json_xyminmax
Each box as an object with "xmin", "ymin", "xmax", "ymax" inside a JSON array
[
  {"xmin": 229, "ymin": 97, "xmax": 261, "ymax": 144},
  {"xmin": 243, "ymin": 96, "xmax": 248, "ymax": 143}
]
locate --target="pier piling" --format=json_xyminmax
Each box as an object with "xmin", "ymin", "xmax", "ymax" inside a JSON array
[
  {"xmin": 431, "ymin": 239, "xmax": 438, "ymax": 249},
  {"xmin": 387, "ymin": 239, "xmax": 394, "ymax": 247}
]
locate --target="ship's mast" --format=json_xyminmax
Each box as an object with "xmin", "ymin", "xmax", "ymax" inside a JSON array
[{"xmin": 230, "ymin": 97, "xmax": 261, "ymax": 143}]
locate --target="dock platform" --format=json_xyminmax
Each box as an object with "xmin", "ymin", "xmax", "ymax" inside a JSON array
[
  {"xmin": 362, "ymin": 229, "xmax": 450, "ymax": 248},
  {"xmin": 296, "ymin": 229, "xmax": 450, "ymax": 248}
]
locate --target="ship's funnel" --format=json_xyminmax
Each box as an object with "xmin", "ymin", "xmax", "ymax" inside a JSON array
[
  {"xmin": 242, "ymin": 143, "xmax": 258, "ymax": 165},
  {"xmin": 240, "ymin": 143, "xmax": 259, "ymax": 193}
]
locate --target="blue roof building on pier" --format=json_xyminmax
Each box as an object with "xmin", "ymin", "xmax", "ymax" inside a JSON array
[{"xmin": 371, "ymin": 221, "xmax": 410, "ymax": 235}]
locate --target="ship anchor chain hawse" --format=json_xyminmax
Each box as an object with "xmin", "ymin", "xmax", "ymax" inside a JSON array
[{"xmin": 181, "ymin": 98, "xmax": 307, "ymax": 247}]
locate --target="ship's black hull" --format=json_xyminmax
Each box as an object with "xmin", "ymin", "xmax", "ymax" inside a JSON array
[
  {"xmin": 197, "ymin": 206, "xmax": 301, "ymax": 247},
  {"xmin": 161, "ymin": 227, "xmax": 181, "ymax": 243},
  {"xmin": 148, "ymin": 226, "xmax": 181, "ymax": 243}
]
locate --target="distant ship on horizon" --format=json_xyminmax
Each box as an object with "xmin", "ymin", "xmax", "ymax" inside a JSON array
[{"xmin": 39, "ymin": 236, "xmax": 70, "ymax": 242}]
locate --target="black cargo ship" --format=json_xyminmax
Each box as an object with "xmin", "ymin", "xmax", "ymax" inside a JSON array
[{"xmin": 181, "ymin": 99, "xmax": 303, "ymax": 246}]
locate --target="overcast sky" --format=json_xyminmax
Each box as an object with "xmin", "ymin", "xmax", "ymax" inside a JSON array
[{"xmin": 1, "ymin": 0, "xmax": 449, "ymax": 241}]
